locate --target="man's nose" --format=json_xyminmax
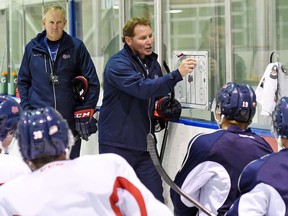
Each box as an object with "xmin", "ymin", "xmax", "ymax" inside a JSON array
[{"xmin": 146, "ymin": 37, "xmax": 152, "ymax": 44}]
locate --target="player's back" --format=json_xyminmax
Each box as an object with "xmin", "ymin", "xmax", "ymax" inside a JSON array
[
  {"xmin": 171, "ymin": 125, "xmax": 273, "ymax": 216},
  {"xmin": 0, "ymin": 153, "xmax": 172, "ymax": 216}
]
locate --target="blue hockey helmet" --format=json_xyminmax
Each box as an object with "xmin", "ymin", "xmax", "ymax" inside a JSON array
[
  {"xmin": 17, "ymin": 107, "xmax": 72, "ymax": 161},
  {"xmin": 215, "ymin": 82, "xmax": 257, "ymax": 123},
  {"xmin": 272, "ymin": 97, "xmax": 288, "ymax": 138},
  {"xmin": 0, "ymin": 95, "xmax": 22, "ymax": 141}
]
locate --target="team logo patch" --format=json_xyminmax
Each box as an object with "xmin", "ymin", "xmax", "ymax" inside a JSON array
[
  {"xmin": 270, "ymin": 64, "xmax": 278, "ymax": 79},
  {"xmin": 62, "ymin": 54, "xmax": 71, "ymax": 59},
  {"xmin": 11, "ymin": 106, "xmax": 19, "ymax": 114}
]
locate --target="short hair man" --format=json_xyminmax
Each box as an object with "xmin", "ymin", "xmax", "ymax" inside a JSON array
[
  {"xmin": 17, "ymin": 3, "xmax": 100, "ymax": 159},
  {"xmin": 0, "ymin": 107, "xmax": 172, "ymax": 215},
  {"xmin": 98, "ymin": 16, "xmax": 197, "ymax": 202}
]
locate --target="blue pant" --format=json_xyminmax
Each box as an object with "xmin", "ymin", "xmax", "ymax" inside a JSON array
[{"xmin": 99, "ymin": 144, "xmax": 164, "ymax": 202}]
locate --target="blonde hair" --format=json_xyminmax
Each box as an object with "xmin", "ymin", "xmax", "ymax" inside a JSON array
[
  {"xmin": 122, "ymin": 17, "xmax": 151, "ymax": 43},
  {"xmin": 42, "ymin": 3, "xmax": 66, "ymax": 21}
]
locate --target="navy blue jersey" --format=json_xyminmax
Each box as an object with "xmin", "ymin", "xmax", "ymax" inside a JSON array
[
  {"xmin": 170, "ymin": 125, "xmax": 273, "ymax": 216},
  {"xmin": 227, "ymin": 148, "xmax": 288, "ymax": 216}
]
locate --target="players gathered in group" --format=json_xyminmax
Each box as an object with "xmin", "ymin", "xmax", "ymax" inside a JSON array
[{"xmin": 0, "ymin": 2, "xmax": 287, "ymax": 216}]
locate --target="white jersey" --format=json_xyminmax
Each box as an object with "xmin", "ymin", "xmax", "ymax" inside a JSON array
[
  {"xmin": 0, "ymin": 153, "xmax": 172, "ymax": 216},
  {"xmin": 256, "ymin": 62, "xmax": 288, "ymax": 116},
  {"xmin": 2, "ymin": 137, "xmax": 22, "ymax": 157},
  {"xmin": 0, "ymin": 154, "xmax": 31, "ymax": 186}
]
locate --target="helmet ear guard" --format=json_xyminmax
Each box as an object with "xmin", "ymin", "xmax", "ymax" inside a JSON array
[{"xmin": 215, "ymin": 82, "xmax": 257, "ymax": 123}]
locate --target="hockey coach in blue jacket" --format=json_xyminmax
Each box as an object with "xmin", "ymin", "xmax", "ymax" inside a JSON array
[
  {"xmin": 17, "ymin": 3, "xmax": 100, "ymax": 159},
  {"xmin": 98, "ymin": 16, "xmax": 197, "ymax": 202}
]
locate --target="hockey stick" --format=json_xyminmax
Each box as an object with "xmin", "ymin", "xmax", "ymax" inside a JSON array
[
  {"xmin": 147, "ymin": 133, "xmax": 215, "ymax": 216},
  {"xmin": 163, "ymin": 60, "xmax": 175, "ymax": 100},
  {"xmin": 159, "ymin": 121, "xmax": 169, "ymax": 163}
]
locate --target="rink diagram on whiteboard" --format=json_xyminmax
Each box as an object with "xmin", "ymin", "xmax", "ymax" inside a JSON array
[{"xmin": 173, "ymin": 51, "xmax": 209, "ymax": 110}]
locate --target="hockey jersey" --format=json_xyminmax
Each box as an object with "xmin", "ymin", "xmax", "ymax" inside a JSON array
[
  {"xmin": 170, "ymin": 126, "xmax": 273, "ymax": 216},
  {"xmin": 0, "ymin": 153, "xmax": 172, "ymax": 216},
  {"xmin": 256, "ymin": 62, "xmax": 288, "ymax": 116},
  {"xmin": 0, "ymin": 154, "xmax": 31, "ymax": 186},
  {"xmin": 226, "ymin": 149, "xmax": 288, "ymax": 215}
]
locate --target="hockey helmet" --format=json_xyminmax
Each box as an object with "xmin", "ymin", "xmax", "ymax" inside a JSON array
[
  {"xmin": 0, "ymin": 95, "xmax": 22, "ymax": 141},
  {"xmin": 272, "ymin": 97, "xmax": 288, "ymax": 138},
  {"xmin": 72, "ymin": 76, "xmax": 88, "ymax": 102},
  {"xmin": 17, "ymin": 107, "xmax": 73, "ymax": 161},
  {"xmin": 215, "ymin": 82, "xmax": 257, "ymax": 123}
]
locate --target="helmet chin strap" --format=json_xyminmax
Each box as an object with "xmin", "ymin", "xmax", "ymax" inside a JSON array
[
  {"xmin": 276, "ymin": 135, "xmax": 284, "ymax": 150},
  {"xmin": 216, "ymin": 114, "xmax": 225, "ymax": 129}
]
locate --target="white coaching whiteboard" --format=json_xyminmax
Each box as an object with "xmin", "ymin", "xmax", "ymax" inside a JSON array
[{"xmin": 173, "ymin": 51, "xmax": 209, "ymax": 110}]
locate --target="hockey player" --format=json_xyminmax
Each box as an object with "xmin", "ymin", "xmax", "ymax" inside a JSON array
[
  {"xmin": 170, "ymin": 82, "xmax": 274, "ymax": 216},
  {"xmin": 0, "ymin": 107, "xmax": 172, "ymax": 216},
  {"xmin": 226, "ymin": 96, "xmax": 288, "ymax": 215},
  {"xmin": 0, "ymin": 95, "xmax": 31, "ymax": 185}
]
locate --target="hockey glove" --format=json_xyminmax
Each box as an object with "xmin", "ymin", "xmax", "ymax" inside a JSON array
[
  {"xmin": 74, "ymin": 109, "xmax": 97, "ymax": 141},
  {"xmin": 154, "ymin": 97, "xmax": 182, "ymax": 121}
]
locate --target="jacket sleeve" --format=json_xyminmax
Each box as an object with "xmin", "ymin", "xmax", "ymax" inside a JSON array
[
  {"xmin": 106, "ymin": 57, "xmax": 182, "ymax": 100},
  {"xmin": 17, "ymin": 47, "xmax": 32, "ymax": 110},
  {"xmin": 74, "ymin": 41, "xmax": 100, "ymax": 112}
]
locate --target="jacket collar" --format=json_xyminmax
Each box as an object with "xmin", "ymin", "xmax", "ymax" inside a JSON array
[{"xmin": 227, "ymin": 125, "xmax": 252, "ymax": 134}]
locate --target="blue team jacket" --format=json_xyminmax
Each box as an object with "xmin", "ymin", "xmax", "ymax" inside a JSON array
[
  {"xmin": 18, "ymin": 30, "xmax": 100, "ymax": 123},
  {"xmin": 98, "ymin": 43, "xmax": 182, "ymax": 151}
]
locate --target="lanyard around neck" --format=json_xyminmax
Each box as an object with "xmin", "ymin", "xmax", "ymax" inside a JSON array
[{"xmin": 44, "ymin": 37, "xmax": 60, "ymax": 62}]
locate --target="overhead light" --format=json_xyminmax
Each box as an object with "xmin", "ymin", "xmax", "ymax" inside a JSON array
[{"xmin": 169, "ymin": 9, "xmax": 183, "ymax": 14}]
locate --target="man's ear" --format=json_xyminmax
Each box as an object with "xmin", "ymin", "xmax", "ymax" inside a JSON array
[
  {"xmin": 125, "ymin": 36, "xmax": 132, "ymax": 46},
  {"xmin": 42, "ymin": 19, "xmax": 46, "ymax": 28}
]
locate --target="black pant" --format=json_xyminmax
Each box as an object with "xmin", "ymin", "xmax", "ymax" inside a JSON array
[
  {"xmin": 70, "ymin": 138, "xmax": 81, "ymax": 159},
  {"xmin": 99, "ymin": 144, "xmax": 164, "ymax": 202},
  {"xmin": 68, "ymin": 120, "xmax": 82, "ymax": 159}
]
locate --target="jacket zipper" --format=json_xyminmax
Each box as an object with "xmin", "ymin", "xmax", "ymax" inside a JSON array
[
  {"xmin": 48, "ymin": 57, "xmax": 57, "ymax": 110},
  {"xmin": 136, "ymin": 56, "xmax": 153, "ymax": 134}
]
